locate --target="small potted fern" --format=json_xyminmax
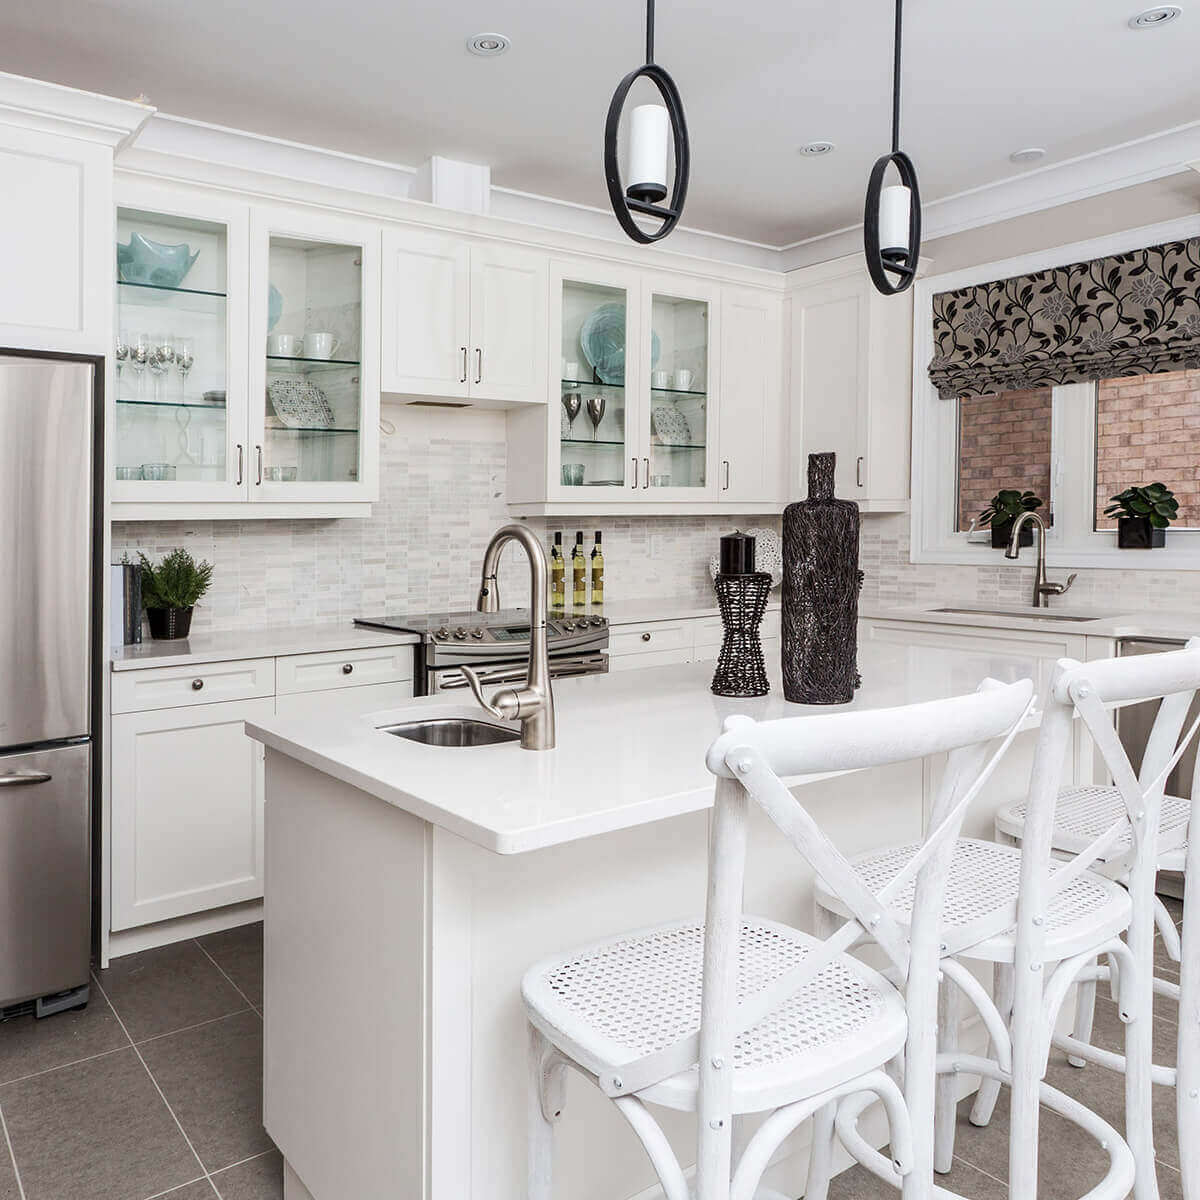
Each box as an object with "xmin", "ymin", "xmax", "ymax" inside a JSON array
[
  {"xmin": 1104, "ymin": 483, "xmax": 1178, "ymax": 549},
  {"xmin": 978, "ymin": 489, "xmax": 1044, "ymax": 549},
  {"xmin": 138, "ymin": 548, "xmax": 214, "ymax": 639}
]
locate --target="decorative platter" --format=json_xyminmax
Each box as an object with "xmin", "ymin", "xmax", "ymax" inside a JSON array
[
  {"xmin": 579, "ymin": 303, "xmax": 660, "ymax": 385},
  {"xmin": 267, "ymin": 375, "xmax": 334, "ymax": 429}
]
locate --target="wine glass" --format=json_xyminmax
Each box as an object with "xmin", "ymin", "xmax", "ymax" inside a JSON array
[
  {"xmin": 115, "ymin": 333, "xmax": 129, "ymax": 389},
  {"xmin": 131, "ymin": 332, "xmax": 151, "ymax": 399},
  {"xmin": 586, "ymin": 393, "xmax": 606, "ymax": 441},
  {"xmin": 561, "ymin": 391, "xmax": 582, "ymax": 438},
  {"xmin": 175, "ymin": 337, "xmax": 194, "ymax": 400}
]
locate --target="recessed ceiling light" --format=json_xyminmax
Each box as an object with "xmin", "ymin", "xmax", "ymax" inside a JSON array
[
  {"xmin": 799, "ymin": 141, "xmax": 836, "ymax": 157},
  {"xmin": 1010, "ymin": 147, "xmax": 1046, "ymax": 164},
  {"xmin": 1128, "ymin": 5, "xmax": 1182, "ymax": 28},
  {"xmin": 466, "ymin": 32, "xmax": 510, "ymax": 56}
]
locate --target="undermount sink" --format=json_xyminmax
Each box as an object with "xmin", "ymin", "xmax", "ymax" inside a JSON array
[
  {"xmin": 380, "ymin": 717, "xmax": 520, "ymax": 747},
  {"xmin": 930, "ymin": 607, "xmax": 1107, "ymax": 623}
]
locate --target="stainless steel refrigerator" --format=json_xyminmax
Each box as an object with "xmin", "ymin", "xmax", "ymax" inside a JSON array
[{"xmin": 0, "ymin": 349, "xmax": 102, "ymax": 1015}]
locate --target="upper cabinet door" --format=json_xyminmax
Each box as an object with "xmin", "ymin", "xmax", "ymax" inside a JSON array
[
  {"xmin": 638, "ymin": 278, "xmax": 719, "ymax": 500},
  {"xmin": 381, "ymin": 229, "xmax": 470, "ymax": 399},
  {"xmin": 112, "ymin": 182, "xmax": 251, "ymax": 505},
  {"xmin": 249, "ymin": 205, "xmax": 380, "ymax": 504},
  {"xmin": 718, "ymin": 288, "xmax": 784, "ymax": 504},
  {"xmin": 468, "ymin": 244, "xmax": 547, "ymax": 405}
]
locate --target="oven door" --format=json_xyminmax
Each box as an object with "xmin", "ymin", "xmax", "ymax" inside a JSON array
[{"xmin": 429, "ymin": 652, "xmax": 608, "ymax": 694}]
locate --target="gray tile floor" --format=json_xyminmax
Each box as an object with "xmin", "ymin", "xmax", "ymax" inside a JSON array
[{"xmin": 0, "ymin": 923, "xmax": 279, "ymax": 1200}]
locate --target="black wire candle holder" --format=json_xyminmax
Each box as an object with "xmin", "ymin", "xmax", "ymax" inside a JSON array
[{"xmin": 711, "ymin": 572, "xmax": 772, "ymax": 698}]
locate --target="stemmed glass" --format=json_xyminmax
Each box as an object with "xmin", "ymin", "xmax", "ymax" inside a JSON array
[
  {"xmin": 131, "ymin": 332, "xmax": 151, "ymax": 400},
  {"xmin": 115, "ymin": 334, "xmax": 129, "ymax": 391},
  {"xmin": 586, "ymin": 393, "xmax": 606, "ymax": 441},
  {"xmin": 175, "ymin": 337, "xmax": 194, "ymax": 400},
  {"xmin": 561, "ymin": 391, "xmax": 582, "ymax": 438},
  {"xmin": 149, "ymin": 333, "xmax": 175, "ymax": 402}
]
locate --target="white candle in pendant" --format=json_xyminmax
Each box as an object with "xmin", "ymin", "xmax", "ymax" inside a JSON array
[
  {"xmin": 627, "ymin": 104, "xmax": 669, "ymax": 203},
  {"xmin": 878, "ymin": 184, "xmax": 912, "ymax": 263}
]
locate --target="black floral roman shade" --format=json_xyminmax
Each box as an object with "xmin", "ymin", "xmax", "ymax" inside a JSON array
[{"xmin": 928, "ymin": 238, "xmax": 1200, "ymax": 398}]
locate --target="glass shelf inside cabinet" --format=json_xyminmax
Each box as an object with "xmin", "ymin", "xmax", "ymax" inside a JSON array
[
  {"xmin": 647, "ymin": 292, "xmax": 709, "ymax": 490},
  {"xmin": 115, "ymin": 208, "xmax": 231, "ymax": 484},
  {"xmin": 264, "ymin": 234, "xmax": 364, "ymax": 483}
]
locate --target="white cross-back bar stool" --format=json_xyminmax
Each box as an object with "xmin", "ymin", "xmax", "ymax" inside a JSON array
[
  {"xmin": 814, "ymin": 642, "xmax": 1200, "ymax": 1200},
  {"xmin": 991, "ymin": 636, "xmax": 1200, "ymax": 1200},
  {"xmin": 521, "ymin": 678, "xmax": 1035, "ymax": 1200}
]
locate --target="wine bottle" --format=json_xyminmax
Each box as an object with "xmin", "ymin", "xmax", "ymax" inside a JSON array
[
  {"xmin": 571, "ymin": 531, "xmax": 586, "ymax": 608},
  {"xmin": 590, "ymin": 531, "xmax": 604, "ymax": 606},
  {"xmin": 550, "ymin": 532, "xmax": 565, "ymax": 611}
]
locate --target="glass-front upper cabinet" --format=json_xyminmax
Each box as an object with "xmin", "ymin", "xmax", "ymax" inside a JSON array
[
  {"xmin": 113, "ymin": 190, "xmax": 249, "ymax": 503},
  {"xmin": 640, "ymin": 282, "xmax": 716, "ymax": 497},
  {"xmin": 249, "ymin": 207, "xmax": 380, "ymax": 503},
  {"xmin": 553, "ymin": 266, "xmax": 640, "ymax": 497}
]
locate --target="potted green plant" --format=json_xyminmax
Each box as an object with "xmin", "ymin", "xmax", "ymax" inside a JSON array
[
  {"xmin": 137, "ymin": 548, "xmax": 214, "ymax": 639},
  {"xmin": 978, "ymin": 489, "xmax": 1044, "ymax": 549},
  {"xmin": 1104, "ymin": 483, "xmax": 1178, "ymax": 549}
]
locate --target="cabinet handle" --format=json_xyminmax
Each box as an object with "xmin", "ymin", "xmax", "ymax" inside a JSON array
[
  {"xmin": 643, "ymin": 457, "xmax": 650, "ymax": 488},
  {"xmin": 641, "ymin": 632, "xmax": 652, "ymax": 642},
  {"xmin": 460, "ymin": 347, "xmax": 468, "ymax": 383},
  {"xmin": 256, "ymin": 445, "xmax": 263, "ymax": 486},
  {"xmin": 236, "ymin": 444, "xmax": 244, "ymax": 486},
  {"xmin": 474, "ymin": 348, "xmax": 483, "ymax": 384},
  {"xmin": 0, "ymin": 771, "xmax": 52, "ymax": 787},
  {"xmin": 856, "ymin": 456, "xmax": 864, "ymax": 488},
  {"xmin": 723, "ymin": 460, "xmax": 730, "ymax": 491},
  {"xmin": 342, "ymin": 663, "xmax": 354, "ymax": 675},
  {"xmin": 631, "ymin": 457, "xmax": 638, "ymax": 488},
  {"xmin": 191, "ymin": 678, "xmax": 204, "ymax": 691}
]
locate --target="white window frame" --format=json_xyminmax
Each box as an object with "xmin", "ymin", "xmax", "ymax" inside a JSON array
[{"xmin": 912, "ymin": 213, "xmax": 1200, "ymax": 569}]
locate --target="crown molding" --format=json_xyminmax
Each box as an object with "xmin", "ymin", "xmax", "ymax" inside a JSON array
[{"xmin": 0, "ymin": 71, "xmax": 152, "ymax": 149}]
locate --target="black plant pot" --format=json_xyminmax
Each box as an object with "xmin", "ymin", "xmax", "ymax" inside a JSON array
[
  {"xmin": 146, "ymin": 606, "xmax": 194, "ymax": 639},
  {"xmin": 1116, "ymin": 516, "xmax": 1166, "ymax": 549},
  {"xmin": 990, "ymin": 519, "xmax": 1034, "ymax": 549}
]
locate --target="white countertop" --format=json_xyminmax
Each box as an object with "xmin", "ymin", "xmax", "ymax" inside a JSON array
[
  {"xmin": 860, "ymin": 602, "xmax": 1200, "ymax": 643},
  {"xmin": 111, "ymin": 621, "xmax": 419, "ymax": 671},
  {"xmin": 246, "ymin": 641, "xmax": 1050, "ymax": 856}
]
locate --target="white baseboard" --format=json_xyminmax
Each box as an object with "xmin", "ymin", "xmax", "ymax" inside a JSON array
[{"xmin": 105, "ymin": 899, "xmax": 263, "ymax": 963}]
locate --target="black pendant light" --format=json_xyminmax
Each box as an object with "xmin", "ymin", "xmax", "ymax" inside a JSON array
[
  {"xmin": 603, "ymin": 0, "xmax": 690, "ymax": 244},
  {"xmin": 864, "ymin": 0, "xmax": 921, "ymax": 295}
]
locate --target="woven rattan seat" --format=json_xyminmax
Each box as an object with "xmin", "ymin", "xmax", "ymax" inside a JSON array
[
  {"xmin": 814, "ymin": 837, "xmax": 1131, "ymax": 963},
  {"xmin": 996, "ymin": 785, "xmax": 1191, "ymax": 871},
  {"xmin": 523, "ymin": 916, "xmax": 907, "ymax": 1113}
]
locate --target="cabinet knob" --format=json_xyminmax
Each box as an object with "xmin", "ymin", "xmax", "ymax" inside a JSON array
[
  {"xmin": 191, "ymin": 678, "xmax": 204, "ymax": 691},
  {"xmin": 642, "ymin": 632, "xmax": 652, "ymax": 643},
  {"xmin": 342, "ymin": 663, "xmax": 354, "ymax": 675}
]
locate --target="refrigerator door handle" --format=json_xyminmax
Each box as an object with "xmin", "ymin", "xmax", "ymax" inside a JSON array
[{"xmin": 0, "ymin": 771, "xmax": 52, "ymax": 787}]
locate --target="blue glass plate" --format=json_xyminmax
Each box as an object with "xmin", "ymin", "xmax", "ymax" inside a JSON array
[{"xmin": 579, "ymin": 303, "xmax": 659, "ymax": 385}]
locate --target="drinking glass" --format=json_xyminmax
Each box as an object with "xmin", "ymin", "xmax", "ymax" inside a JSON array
[
  {"xmin": 131, "ymin": 332, "xmax": 151, "ymax": 399},
  {"xmin": 149, "ymin": 333, "xmax": 175, "ymax": 401},
  {"xmin": 586, "ymin": 394, "xmax": 606, "ymax": 441},
  {"xmin": 561, "ymin": 391, "xmax": 582, "ymax": 436},
  {"xmin": 115, "ymin": 333, "xmax": 129, "ymax": 388},
  {"xmin": 176, "ymin": 337, "xmax": 194, "ymax": 399}
]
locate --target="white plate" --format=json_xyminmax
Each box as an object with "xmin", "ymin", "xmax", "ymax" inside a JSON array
[
  {"xmin": 267, "ymin": 375, "xmax": 334, "ymax": 429},
  {"xmin": 651, "ymin": 405, "xmax": 692, "ymax": 446}
]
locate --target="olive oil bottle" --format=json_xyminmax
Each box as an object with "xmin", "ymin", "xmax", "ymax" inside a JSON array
[
  {"xmin": 571, "ymin": 531, "xmax": 587, "ymax": 608},
  {"xmin": 590, "ymin": 531, "xmax": 604, "ymax": 606},
  {"xmin": 549, "ymin": 532, "xmax": 565, "ymax": 611}
]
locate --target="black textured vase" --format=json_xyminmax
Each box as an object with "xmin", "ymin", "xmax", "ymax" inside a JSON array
[
  {"xmin": 146, "ymin": 606, "xmax": 194, "ymax": 640},
  {"xmin": 782, "ymin": 453, "xmax": 862, "ymax": 704}
]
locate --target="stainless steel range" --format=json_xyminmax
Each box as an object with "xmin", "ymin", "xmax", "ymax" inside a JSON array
[{"xmin": 355, "ymin": 610, "xmax": 609, "ymax": 697}]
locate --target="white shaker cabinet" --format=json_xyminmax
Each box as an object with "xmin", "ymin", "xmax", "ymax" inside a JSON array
[
  {"xmin": 381, "ymin": 228, "xmax": 547, "ymax": 406},
  {"xmin": 787, "ymin": 256, "xmax": 913, "ymax": 511}
]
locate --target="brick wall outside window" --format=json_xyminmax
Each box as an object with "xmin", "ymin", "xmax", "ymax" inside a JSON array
[
  {"xmin": 1095, "ymin": 369, "xmax": 1200, "ymax": 529},
  {"xmin": 956, "ymin": 388, "xmax": 1053, "ymax": 532}
]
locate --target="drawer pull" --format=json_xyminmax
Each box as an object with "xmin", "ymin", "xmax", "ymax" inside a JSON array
[
  {"xmin": 191, "ymin": 679, "xmax": 204, "ymax": 691},
  {"xmin": 642, "ymin": 633, "xmax": 652, "ymax": 642},
  {"xmin": 342, "ymin": 663, "xmax": 354, "ymax": 675},
  {"xmin": 0, "ymin": 771, "xmax": 51, "ymax": 788}
]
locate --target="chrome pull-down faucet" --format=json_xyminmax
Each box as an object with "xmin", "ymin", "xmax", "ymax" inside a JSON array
[
  {"xmin": 460, "ymin": 524, "xmax": 556, "ymax": 750},
  {"xmin": 1004, "ymin": 511, "xmax": 1077, "ymax": 608}
]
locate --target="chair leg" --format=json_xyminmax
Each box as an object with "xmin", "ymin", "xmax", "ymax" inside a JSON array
[
  {"xmin": 528, "ymin": 1025, "xmax": 565, "ymax": 1200},
  {"xmin": 1125, "ymin": 913, "xmax": 1161, "ymax": 1200},
  {"xmin": 1008, "ymin": 963, "xmax": 1043, "ymax": 1198},
  {"xmin": 1069, "ymin": 958, "xmax": 1098, "ymax": 1069},
  {"xmin": 805, "ymin": 1101, "xmax": 837, "ymax": 1200},
  {"xmin": 935, "ymin": 976, "xmax": 960, "ymax": 1173},
  {"xmin": 1178, "ymin": 841, "xmax": 1199, "ymax": 1200},
  {"xmin": 969, "ymin": 963, "xmax": 1012, "ymax": 1128}
]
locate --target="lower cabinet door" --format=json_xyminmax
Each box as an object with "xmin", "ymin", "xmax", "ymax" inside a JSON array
[{"xmin": 111, "ymin": 696, "xmax": 274, "ymax": 930}]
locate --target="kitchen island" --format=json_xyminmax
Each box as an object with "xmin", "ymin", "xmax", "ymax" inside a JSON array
[{"xmin": 246, "ymin": 641, "xmax": 1065, "ymax": 1200}]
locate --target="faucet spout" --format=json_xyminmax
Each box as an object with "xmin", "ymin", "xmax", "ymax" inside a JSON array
[
  {"xmin": 1003, "ymin": 510, "xmax": 1073, "ymax": 608},
  {"xmin": 462, "ymin": 524, "xmax": 555, "ymax": 750}
]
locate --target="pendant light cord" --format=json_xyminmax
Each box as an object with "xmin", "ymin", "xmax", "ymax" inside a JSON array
[
  {"xmin": 891, "ymin": 0, "xmax": 902, "ymax": 154},
  {"xmin": 646, "ymin": 0, "xmax": 655, "ymax": 64}
]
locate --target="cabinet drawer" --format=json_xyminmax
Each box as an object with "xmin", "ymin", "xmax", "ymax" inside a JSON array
[
  {"xmin": 275, "ymin": 680, "xmax": 413, "ymax": 720},
  {"xmin": 610, "ymin": 621, "xmax": 693, "ymax": 658},
  {"xmin": 112, "ymin": 658, "xmax": 275, "ymax": 714},
  {"xmin": 275, "ymin": 645, "xmax": 413, "ymax": 695}
]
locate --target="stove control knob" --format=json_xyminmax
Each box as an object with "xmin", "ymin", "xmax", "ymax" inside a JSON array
[
  {"xmin": 453, "ymin": 627, "xmax": 468, "ymax": 640},
  {"xmin": 471, "ymin": 628, "xmax": 484, "ymax": 639},
  {"xmin": 564, "ymin": 622, "xmax": 576, "ymax": 632},
  {"xmin": 435, "ymin": 627, "xmax": 449, "ymax": 639},
  {"xmin": 590, "ymin": 617, "xmax": 604, "ymax": 627}
]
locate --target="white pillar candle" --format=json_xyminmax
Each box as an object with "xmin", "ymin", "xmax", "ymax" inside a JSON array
[
  {"xmin": 627, "ymin": 104, "xmax": 670, "ymax": 203},
  {"xmin": 878, "ymin": 183, "xmax": 912, "ymax": 264}
]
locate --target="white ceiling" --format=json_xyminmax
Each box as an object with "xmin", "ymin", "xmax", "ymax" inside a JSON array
[{"xmin": 5, "ymin": 0, "xmax": 1199, "ymax": 245}]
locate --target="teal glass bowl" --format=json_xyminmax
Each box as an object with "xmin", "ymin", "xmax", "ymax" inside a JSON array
[{"xmin": 117, "ymin": 233, "xmax": 200, "ymax": 288}]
